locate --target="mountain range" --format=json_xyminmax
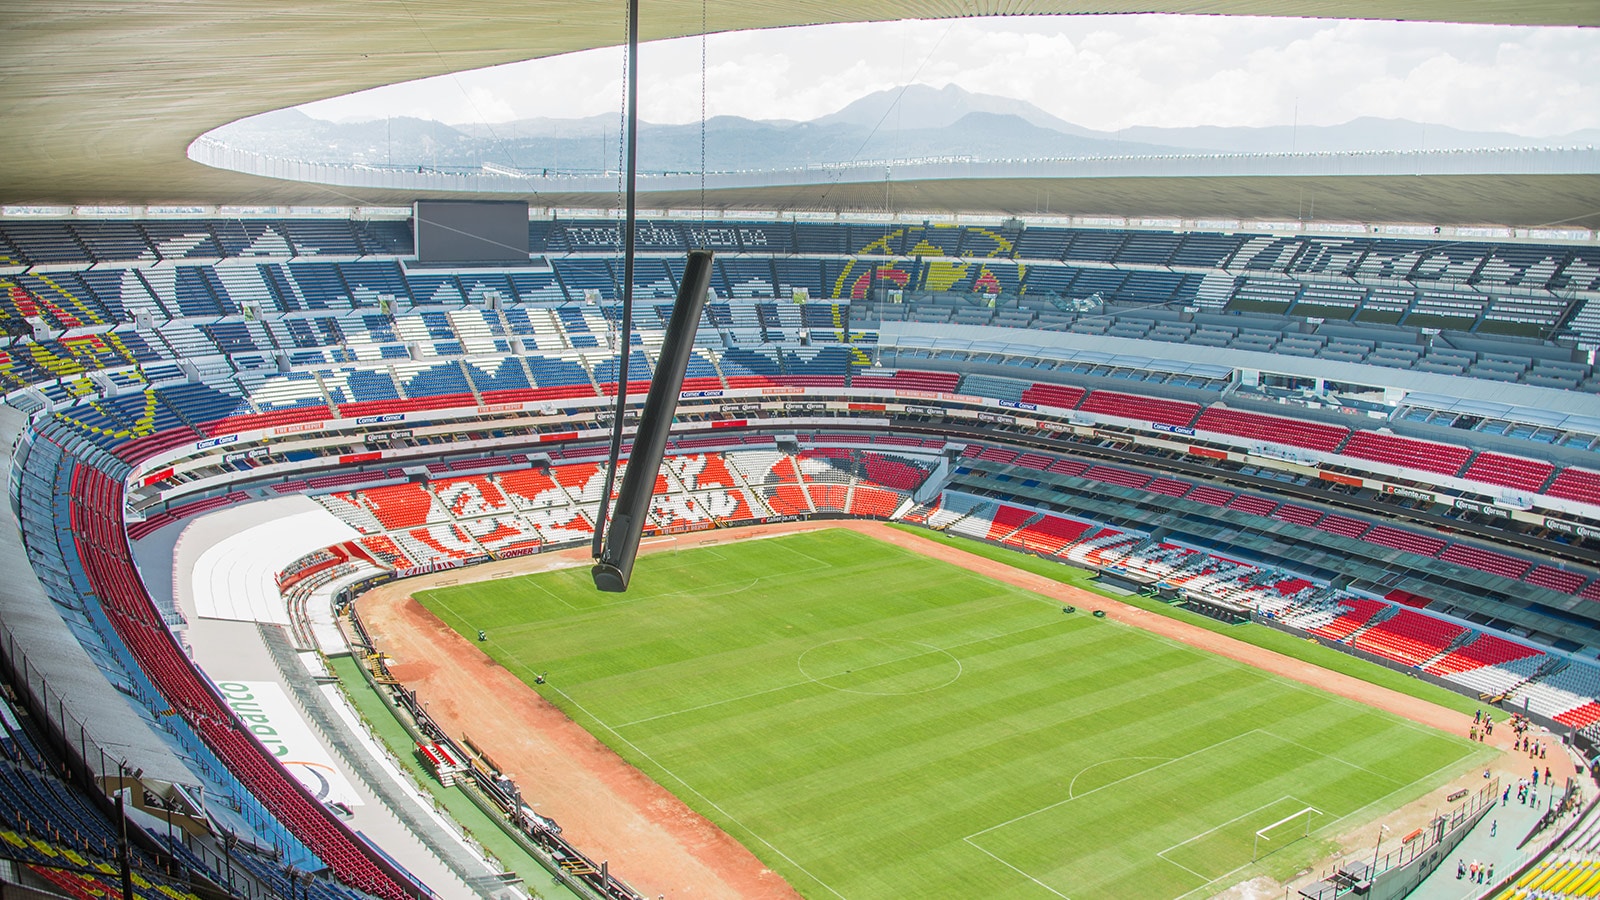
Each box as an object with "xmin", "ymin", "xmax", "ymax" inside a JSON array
[{"xmin": 210, "ymin": 83, "xmax": 1600, "ymax": 174}]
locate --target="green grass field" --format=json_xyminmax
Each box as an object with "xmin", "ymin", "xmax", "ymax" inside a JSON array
[{"xmin": 415, "ymin": 529, "xmax": 1490, "ymax": 900}]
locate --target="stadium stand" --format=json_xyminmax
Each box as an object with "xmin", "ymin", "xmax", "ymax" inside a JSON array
[{"xmin": 8, "ymin": 213, "xmax": 1600, "ymax": 900}]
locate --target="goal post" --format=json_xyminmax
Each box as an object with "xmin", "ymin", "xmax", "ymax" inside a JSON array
[{"xmin": 1253, "ymin": 806, "xmax": 1320, "ymax": 861}]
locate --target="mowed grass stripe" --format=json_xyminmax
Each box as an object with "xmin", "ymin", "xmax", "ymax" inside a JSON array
[{"xmin": 415, "ymin": 529, "xmax": 1489, "ymax": 900}]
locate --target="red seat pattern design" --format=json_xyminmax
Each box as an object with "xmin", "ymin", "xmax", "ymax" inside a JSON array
[
  {"xmin": 1145, "ymin": 477, "xmax": 1190, "ymax": 497},
  {"xmin": 1048, "ymin": 459, "xmax": 1089, "ymax": 477},
  {"xmin": 1019, "ymin": 383, "xmax": 1086, "ymax": 409},
  {"xmin": 851, "ymin": 369, "xmax": 960, "ymax": 392},
  {"xmin": 675, "ymin": 452, "xmax": 737, "ymax": 489},
  {"xmin": 405, "ymin": 524, "xmax": 479, "ymax": 560},
  {"xmin": 358, "ymin": 535, "xmax": 414, "ymax": 568},
  {"xmin": 986, "ymin": 504, "xmax": 1035, "ymax": 541},
  {"xmin": 1555, "ymin": 701, "xmax": 1600, "ymax": 730},
  {"xmin": 1080, "ymin": 529, "xmax": 1137, "ymax": 566},
  {"xmin": 1271, "ymin": 503, "xmax": 1322, "ymax": 527},
  {"xmin": 1012, "ymin": 452, "xmax": 1054, "ymax": 471},
  {"xmin": 848, "ymin": 486, "xmax": 903, "ymax": 517},
  {"xmin": 1460, "ymin": 451, "xmax": 1555, "ymax": 493},
  {"xmin": 433, "ymin": 474, "xmax": 509, "ymax": 517},
  {"xmin": 461, "ymin": 515, "xmax": 541, "ymax": 553},
  {"xmin": 1195, "ymin": 407, "xmax": 1348, "ymax": 453},
  {"xmin": 978, "ymin": 446, "xmax": 1019, "ymax": 464},
  {"xmin": 1352, "ymin": 608, "xmax": 1466, "ymax": 667},
  {"xmin": 1546, "ymin": 467, "xmax": 1600, "ymax": 505},
  {"xmin": 860, "ymin": 452, "xmax": 932, "ymax": 490},
  {"xmin": 1438, "ymin": 543, "xmax": 1533, "ymax": 580},
  {"xmin": 1227, "ymin": 495, "xmax": 1277, "ymax": 517},
  {"xmin": 1525, "ymin": 564, "xmax": 1587, "ymax": 595},
  {"xmin": 360, "ymin": 482, "xmax": 445, "ymax": 529},
  {"xmin": 772, "ymin": 375, "xmax": 845, "ymax": 388},
  {"xmin": 1384, "ymin": 589, "xmax": 1434, "ymax": 609},
  {"xmin": 552, "ymin": 461, "xmax": 602, "ymax": 490},
  {"xmin": 763, "ymin": 455, "xmax": 812, "ymax": 514},
  {"xmin": 1078, "ymin": 390, "xmax": 1200, "ymax": 428},
  {"xmin": 202, "ymin": 404, "xmax": 331, "ymax": 437},
  {"xmin": 1360, "ymin": 525, "xmax": 1446, "ymax": 557},
  {"xmin": 1341, "ymin": 431, "xmax": 1472, "ymax": 476},
  {"xmin": 1314, "ymin": 513, "xmax": 1369, "ymax": 539},
  {"xmin": 1082, "ymin": 465, "xmax": 1151, "ymax": 490},
  {"xmin": 116, "ymin": 427, "xmax": 209, "ymax": 464},
  {"xmin": 1424, "ymin": 632, "xmax": 1541, "ymax": 676},
  {"xmin": 1308, "ymin": 598, "xmax": 1386, "ymax": 640},
  {"xmin": 807, "ymin": 483, "xmax": 849, "ymax": 512},
  {"xmin": 1008, "ymin": 514, "xmax": 1094, "ymax": 555},
  {"xmin": 1184, "ymin": 485, "xmax": 1234, "ymax": 507}
]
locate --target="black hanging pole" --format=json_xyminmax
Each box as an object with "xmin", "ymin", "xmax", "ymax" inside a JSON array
[
  {"xmin": 593, "ymin": 251, "xmax": 714, "ymax": 592},
  {"xmin": 592, "ymin": 0, "xmax": 642, "ymax": 560}
]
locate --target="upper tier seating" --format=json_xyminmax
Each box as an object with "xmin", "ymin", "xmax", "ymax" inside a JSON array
[
  {"xmin": 1314, "ymin": 513, "xmax": 1370, "ymax": 540},
  {"xmin": 1546, "ymin": 467, "xmax": 1600, "ymax": 506},
  {"xmin": 852, "ymin": 369, "xmax": 960, "ymax": 393},
  {"xmin": 1437, "ymin": 543, "xmax": 1534, "ymax": 581},
  {"xmin": 1460, "ymin": 451, "xmax": 1555, "ymax": 494},
  {"xmin": 1341, "ymin": 431, "xmax": 1473, "ymax": 477},
  {"xmin": 1077, "ymin": 390, "xmax": 1200, "ymax": 428},
  {"xmin": 1019, "ymin": 382, "xmax": 1086, "ymax": 409},
  {"xmin": 1195, "ymin": 407, "xmax": 1348, "ymax": 453},
  {"xmin": 1360, "ymin": 525, "xmax": 1446, "ymax": 557},
  {"xmin": 1082, "ymin": 465, "xmax": 1152, "ymax": 490},
  {"xmin": 1525, "ymin": 564, "xmax": 1588, "ymax": 595}
]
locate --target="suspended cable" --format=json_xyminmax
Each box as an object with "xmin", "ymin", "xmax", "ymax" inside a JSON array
[
  {"xmin": 591, "ymin": 0, "xmax": 641, "ymax": 559},
  {"xmin": 699, "ymin": 0, "xmax": 708, "ymax": 241},
  {"xmin": 589, "ymin": 1, "xmax": 717, "ymax": 591}
]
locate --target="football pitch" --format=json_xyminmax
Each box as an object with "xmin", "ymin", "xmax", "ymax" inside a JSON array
[{"xmin": 414, "ymin": 528, "xmax": 1487, "ymax": 900}]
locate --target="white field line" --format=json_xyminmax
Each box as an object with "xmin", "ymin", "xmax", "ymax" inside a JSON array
[
  {"xmin": 612, "ymin": 618, "xmax": 1064, "ymax": 728},
  {"xmin": 965, "ymin": 729, "xmax": 1271, "ymax": 841},
  {"xmin": 530, "ymin": 673, "xmax": 854, "ymax": 900}
]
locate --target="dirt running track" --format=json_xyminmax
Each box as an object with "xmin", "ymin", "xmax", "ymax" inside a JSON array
[{"xmin": 358, "ymin": 521, "xmax": 1568, "ymax": 900}]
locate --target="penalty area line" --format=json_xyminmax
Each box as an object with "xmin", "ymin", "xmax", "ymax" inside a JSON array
[
  {"xmin": 1156, "ymin": 794, "xmax": 1317, "ymax": 860},
  {"xmin": 961, "ymin": 838, "xmax": 1072, "ymax": 900}
]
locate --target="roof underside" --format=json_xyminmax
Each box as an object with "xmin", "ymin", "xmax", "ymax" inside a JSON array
[{"xmin": 5, "ymin": 1, "xmax": 1599, "ymax": 224}]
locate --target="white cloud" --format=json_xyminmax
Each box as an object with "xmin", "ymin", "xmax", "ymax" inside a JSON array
[{"xmin": 297, "ymin": 15, "xmax": 1600, "ymax": 138}]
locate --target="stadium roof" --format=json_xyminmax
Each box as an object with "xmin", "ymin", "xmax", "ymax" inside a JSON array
[{"xmin": 5, "ymin": 1, "xmax": 1599, "ymax": 226}]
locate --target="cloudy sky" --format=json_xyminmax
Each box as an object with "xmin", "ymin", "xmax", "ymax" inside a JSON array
[{"xmin": 300, "ymin": 15, "xmax": 1600, "ymax": 137}]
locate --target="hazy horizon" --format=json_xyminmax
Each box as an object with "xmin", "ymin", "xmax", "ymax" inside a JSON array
[{"xmin": 292, "ymin": 15, "xmax": 1600, "ymax": 139}]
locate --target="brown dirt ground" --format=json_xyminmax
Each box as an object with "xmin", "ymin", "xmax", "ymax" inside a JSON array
[{"xmin": 357, "ymin": 521, "xmax": 1573, "ymax": 900}]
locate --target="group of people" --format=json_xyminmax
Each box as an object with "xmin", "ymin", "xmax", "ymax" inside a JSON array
[
  {"xmin": 1506, "ymin": 774, "xmax": 1549, "ymax": 808},
  {"xmin": 1470, "ymin": 707, "xmax": 1496, "ymax": 741},
  {"xmin": 1457, "ymin": 859, "xmax": 1494, "ymax": 884},
  {"xmin": 1507, "ymin": 712, "xmax": 1548, "ymax": 759},
  {"xmin": 1469, "ymin": 709, "xmax": 1553, "ymax": 761}
]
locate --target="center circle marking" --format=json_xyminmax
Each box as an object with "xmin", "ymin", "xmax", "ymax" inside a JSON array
[{"xmin": 797, "ymin": 638, "xmax": 962, "ymax": 695}]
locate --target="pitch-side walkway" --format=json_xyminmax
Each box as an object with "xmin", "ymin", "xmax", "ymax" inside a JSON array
[{"xmin": 1407, "ymin": 751, "xmax": 1590, "ymax": 900}]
